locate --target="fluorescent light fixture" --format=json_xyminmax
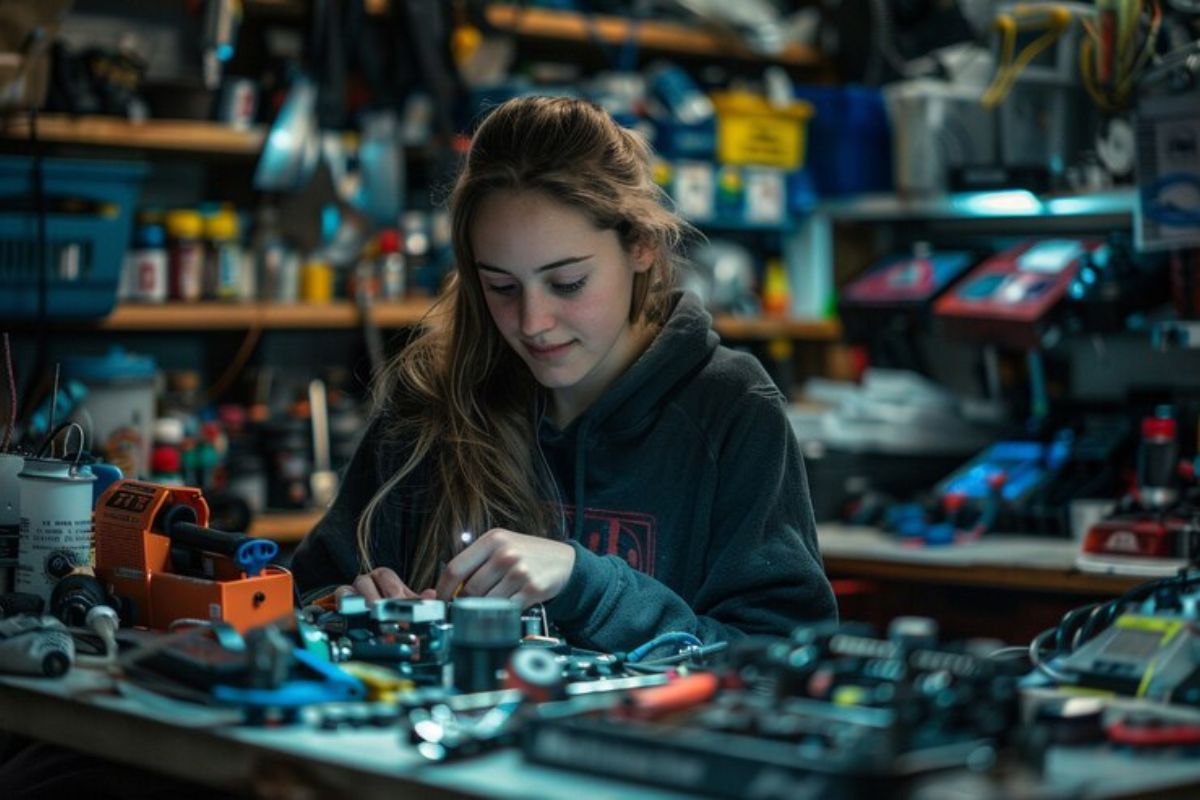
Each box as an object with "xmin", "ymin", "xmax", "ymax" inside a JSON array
[
  {"xmin": 1045, "ymin": 191, "xmax": 1136, "ymax": 217},
  {"xmin": 951, "ymin": 190, "xmax": 1043, "ymax": 217}
]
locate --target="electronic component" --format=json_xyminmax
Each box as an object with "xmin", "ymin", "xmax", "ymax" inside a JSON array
[
  {"xmin": 451, "ymin": 598, "xmax": 521, "ymax": 693},
  {"xmin": 934, "ymin": 239, "xmax": 1103, "ymax": 348},
  {"xmin": 0, "ymin": 613, "xmax": 74, "ymax": 677},
  {"xmin": 839, "ymin": 246, "xmax": 977, "ymax": 344},
  {"xmin": 526, "ymin": 619, "xmax": 1023, "ymax": 797},
  {"xmin": 317, "ymin": 597, "xmax": 451, "ymax": 687},
  {"xmin": 1057, "ymin": 613, "xmax": 1200, "ymax": 704},
  {"xmin": 48, "ymin": 572, "xmax": 111, "ymax": 626}
]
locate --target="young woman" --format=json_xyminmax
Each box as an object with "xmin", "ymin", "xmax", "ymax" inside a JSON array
[{"xmin": 291, "ymin": 96, "xmax": 836, "ymax": 652}]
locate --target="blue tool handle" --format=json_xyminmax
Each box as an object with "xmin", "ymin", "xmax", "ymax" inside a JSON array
[{"xmin": 235, "ymin": 539, "xmax": 278, "ymax": 577}]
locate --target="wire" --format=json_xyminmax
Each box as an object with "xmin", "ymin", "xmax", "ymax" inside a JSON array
[
  {"xmin": 48, "ymin": 362, "xmax": 60, "ymax": 441},
  {"xmin": 2, "ymin": 332, "xmax": 14, "ymax": 451},
  {"xmin": 36, "ymin": 419, "xmax": 85, "ymax": 459},
  {"xmin": 985, "ymin": 645, "xmax": 1033, "ymax": 660},
  {"xmin": 635, "ymin": 641, "xmax": 730, "ymax": 666},
  {"xmin": 203, "ymin": 322, "xmax": 263, "ymax": 403},
  {"xmin": 1029, "ymin": 627, "xmax": 1075, "ymax": 682},
  {"xmin": 626, "ymin": 631, "xmax": 705, "ymax": 663},
  {"xmin": 982, "ymin": 11, "xmax": 1072, "ymax": 108},
  {"xmin": 1081, "ymin": 0, "xmax": 1163, "ymax": 110}
]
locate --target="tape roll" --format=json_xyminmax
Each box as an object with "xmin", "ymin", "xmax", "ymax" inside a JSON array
[{"xmin": 504, "ymin": 647, "xmax": 564, "ymax": 702}]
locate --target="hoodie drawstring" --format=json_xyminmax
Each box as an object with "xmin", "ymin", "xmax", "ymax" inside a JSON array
[{"xmin": 573, "ymin": 419, "xmax": 589, "ymax": 540}]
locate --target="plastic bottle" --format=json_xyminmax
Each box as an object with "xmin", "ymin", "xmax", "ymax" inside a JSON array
[
  {"xmin": 205, "ymin": 209, "xmax": 244, "ymax": 301},
  {"xmin": 251, "ymin": 205, "xmax": 298, "ymax": 302},
  {"xmin": 403, "ymin": 211, "xmax": 433, "ymax": 297},
  {"xmin": 647, "ymin": 62, "xmax": 714, "ymax": 125},
  {"xmin": 349, "ymin": 238, "xmax": 381, "ymax": 302},
  {"xmin": 150, "ymin": 445, "xmax": 183, "ymax": 486},
  {"xmin": 377, "ymin": 228, "xmax": 406, "ymax": 300},
  {"xmin": 762, "ymin": 257, "xmax": 791, "ymax": 318},
  {"xmin": 166, "ymin": 209, "xmax": 205, "ymax": 302},
  {"xmin": 124, "ymin": 220, "xmax": 169, "ymax": 304},
  {"xmin": 1138, "ymin": 406, "xmax": 1179, "ymax": 509},
  {"xmin": 301, "ymin": 258, "xmax": 334, "ymax": 303},
  {"xmin": 150, "ymin": 416, "xmax": 186, "ymax": 486}
]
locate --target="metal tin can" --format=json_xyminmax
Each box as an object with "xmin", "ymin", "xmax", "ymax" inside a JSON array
[
  {"xmin": 0, "ymin": 452, "xmax": 23, "ymax": 593},
  {"xmin": 16, "ymin": 458, "xmax": 96, "ymax": 605},
  {"xmin": 217, "ymin": 77, "xmax": 259, "ymax": 130}
]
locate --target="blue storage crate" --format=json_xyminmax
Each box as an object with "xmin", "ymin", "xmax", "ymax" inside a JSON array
[
  {"xmin": 0, "ymin": 157, "xmax": 148, "ymax": 320},
  {"xmin": 792, "ymin": 85, "xmax": 893, "ymax": 196}
]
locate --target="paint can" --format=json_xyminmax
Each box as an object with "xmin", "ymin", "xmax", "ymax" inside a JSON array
[
  {"xmin": 0, "ymin": 452, "xmax": 23, "ymax": 593},
  {"xmin": 16, "ymin": 457, "xmax": 96, "ymax": 605}
]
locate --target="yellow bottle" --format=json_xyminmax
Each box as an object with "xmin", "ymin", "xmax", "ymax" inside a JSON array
[
  {"xmin": 300, "ymin": 259, "xmax": 334, "ymax": 303},
  {"xmin": 762, "ymin": 257, "xmax": 790, "ymax": 318}
]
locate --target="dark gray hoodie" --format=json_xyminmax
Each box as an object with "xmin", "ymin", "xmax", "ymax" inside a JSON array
[{"xmin": 291, "ymin": 291, "xmax": 836, "ymax": 651}]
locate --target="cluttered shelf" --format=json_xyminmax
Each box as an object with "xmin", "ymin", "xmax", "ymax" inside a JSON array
[
  {"xmin": 0, "ymin": 114, "xmax": 266, "ymax": 156},
  {"xmin": 484, "ymin": 4, "xmax": 824, "ymax": 67},
  {"xmin": 95, "ymin": 301, "xmax": 842, "ymax": 339}
]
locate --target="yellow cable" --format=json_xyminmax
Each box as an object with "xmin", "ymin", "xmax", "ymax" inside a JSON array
[
  {"xmin": 982, "ymin": 16, "xmax": 1019, "ymax": 107},
  {"xmin": 985, "ymin": 22, "xmax": 1069, "ymax": 107}
]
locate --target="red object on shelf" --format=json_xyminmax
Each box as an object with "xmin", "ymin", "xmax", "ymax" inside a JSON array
[{"xmin": 151, "ymin": 445, "xmax": 181, "ymax": 474}]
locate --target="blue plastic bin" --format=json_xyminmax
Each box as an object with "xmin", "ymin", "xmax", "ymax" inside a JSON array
[
  {"xmin": 0, "ymin": 157, "xmax": 148, "ymax": 320},
  {"xmin": 792, "ymin": 86, "xmax": 893, "ymax": 196}
]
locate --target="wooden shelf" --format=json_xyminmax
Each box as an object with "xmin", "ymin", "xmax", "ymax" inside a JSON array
[
  {"xmin": 97, "ymin": 301, "xmax": 840, "ymax": 340},
  {"xmin": 713, "ymin": 315, "xmax": 841, "ymax": 341},
  {"xmin": 99, "ymin": 300, "xmax": 435, "ymax": 330},
  {"xmin": 0, "ymin": 115, "xmax": 265, "ymax": 156},
  {"xmin": 248, "ymin": 509, "xmax": 323, "ymax": 544},
  {"xmin": 485, "ymin": 4, "xmax": 823, "ymax": 67}
]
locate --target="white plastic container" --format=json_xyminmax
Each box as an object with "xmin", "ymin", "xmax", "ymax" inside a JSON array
[
  {"xmin": 63, "ymin": 348, "xmax": 158, "ymax": 479},
  {"xmin": 883, "ymin": 80, "xmax": 995, "ymax": 195}
]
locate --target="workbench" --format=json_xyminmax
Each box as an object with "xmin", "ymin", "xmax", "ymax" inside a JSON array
[
  {"xmin": 817, "ymin": 525, "xmax": 1146, "ymax": 642},
  {"xmin": 5, "ymin": 666, "xmax": 1200, "ymax": 799},
  {"xmin": 0, "ymin": 668, "xmax": 691, "ymax": 800}
]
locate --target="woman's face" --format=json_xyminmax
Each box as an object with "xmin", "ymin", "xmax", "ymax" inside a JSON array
[{"xmin": 471, "ymin": 189, "xmax": 653, "ymax": 424}]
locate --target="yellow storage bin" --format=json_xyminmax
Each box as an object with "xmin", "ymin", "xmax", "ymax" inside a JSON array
[{"xmin": 711, "ymin": 91, "xmax": 813, "ymax": 170}]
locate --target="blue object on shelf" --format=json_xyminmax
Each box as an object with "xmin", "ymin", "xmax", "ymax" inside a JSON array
[
  {"xmin": 653, "ymin": 117, "xmax": 717, "ymax": 160},
  {"xmin": 0, "ymin": 157, "xmax": 148, "ymax": 320},
  {"xmin": 792, "ymin": 85, "xmax": 892, "ymax": 196}
]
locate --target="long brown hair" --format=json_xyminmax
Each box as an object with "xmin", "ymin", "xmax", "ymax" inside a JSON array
[{"xmin": 356, "ymin": 96, "xmax": 688, "ymax": 590}]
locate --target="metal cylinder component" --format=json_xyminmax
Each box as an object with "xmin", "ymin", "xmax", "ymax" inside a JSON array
[
  {"xmin": 16, "ymin": 458, "xmax": 95, "ymax": 605},
  {"xmin": 450, "ymin": 598, "xmax": 521, "ymax": 693}
]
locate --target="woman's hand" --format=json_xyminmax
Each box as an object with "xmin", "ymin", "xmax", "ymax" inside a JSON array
[
  {"xmin": 434, "ymin": 528, "xmax": 576, "ymax": 608},
  {"xmin": 335, "ymin": 566, "xmax": 437, "ymax": 603}
]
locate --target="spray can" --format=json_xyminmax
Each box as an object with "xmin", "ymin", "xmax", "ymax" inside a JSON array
[
  {"xmin": 125, "ymin": 220, "xmax": 169, "ymax": 304},
  {"xmin": 0, "ymin": 452, "xmax": 23, "ymax": 593},
  {"xmin": 377, "ymin": 228, "xmax": 405, "ymax": 300},
  {"xmin": 16, "ymin": 458, "xmax": 96, "ymax": 606},
  {"xmin": 204, "ymin": 209, "xmax": 244, "ymax": 301},
  {"xmin": 167, "ymin": 210, "xmax": 205, "ymax": 302},
  {"xmin": 1138, "ymin": 407, "xmax": 1179, "ymax": 509}
]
